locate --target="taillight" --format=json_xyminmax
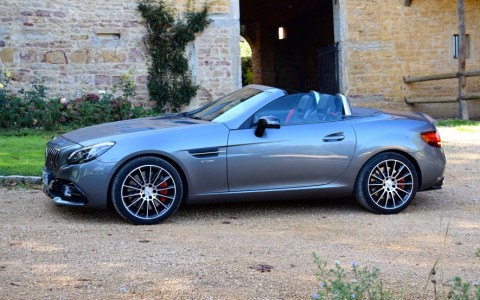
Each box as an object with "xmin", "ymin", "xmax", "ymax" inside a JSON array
[{"xmin": 421, "ymin": 131, "xmax": 442, "ymax": 147}]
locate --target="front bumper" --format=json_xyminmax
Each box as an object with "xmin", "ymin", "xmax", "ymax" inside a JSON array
[
  {"xmin": 42, "ymin": 160, "xmax": 115, "ymax": 209},
  {"xmin": 43, "ymin": 168, "xmax": 87, "ymax": 207}
]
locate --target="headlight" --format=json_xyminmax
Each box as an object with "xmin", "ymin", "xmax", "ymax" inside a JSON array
[{"xmin": 67, "ymin": 141, "xmax": 115, "ymax": 165}]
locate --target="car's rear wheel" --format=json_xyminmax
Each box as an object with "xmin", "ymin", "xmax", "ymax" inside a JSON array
[
  {"xmin": 111, "ymin": 156, "xmax": 183, "ymax": 225},
  {"xmin": 354, "ymin": 152, "xmax": 418, "ymax": 214}
]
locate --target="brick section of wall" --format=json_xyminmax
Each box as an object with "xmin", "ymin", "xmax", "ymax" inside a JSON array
[
  {"xmin": 0, "ymin": 0, "xmax": 240, "ymax": 109},
  {"xmin": 343, "ymin": 0, "xmax": 480, "ymax": 118}
]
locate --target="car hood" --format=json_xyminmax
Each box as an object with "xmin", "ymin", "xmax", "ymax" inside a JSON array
[{"xmin": 62, "ymin": 115, "xmax": 208, "ymax": 144}]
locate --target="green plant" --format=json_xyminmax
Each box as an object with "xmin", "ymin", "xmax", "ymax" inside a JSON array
[
  {"xmin": 436, "ymin": 119, "xmax": 480, "ymax": 127},
  {"xmin": 138, "ymin": 0, "xmax": 210, "ymax": 112},
  {"xmin": 240, "ymin": 40, "xmax": 253, "ymax": 86},
  {"xmin": 312, "ymin": 254, "xmax": 395, "ymax": 300},
  {"xmin": 427, "ymin": 221, "xmax": 480, "ymax": 300},
  {"xmin": 0, "ymin": 67, "xmax": 152, "ymax": 130},
  {"xmin": 447, "ymin": 276, "xmax": 479, "ymax": 300},
  {"xmin": 0, "ymin": 76, "xmax": 49, "ymax": 129},
  {"xmin": 112, "ymin": 69, "xmax": 136, "ymax": 101},
  {"xmin": 241, "ymin": 56, "xmax": 253, "ymax": 86}
]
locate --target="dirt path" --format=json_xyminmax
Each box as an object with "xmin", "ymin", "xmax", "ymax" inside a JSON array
[{"xmin": 0, "ymin": 127, "xmax": 479, "ymax": 299}]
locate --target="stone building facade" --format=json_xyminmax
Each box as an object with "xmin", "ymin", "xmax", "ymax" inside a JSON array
[
  {"xmin": 340, "ymin": 0, "xmax": 480, "ymax": 118},
  {"xmin": 241, "ymin": 0, "xmax": 480, "ymax": 118},
  {"xmin": 0, "ymin": 0, "xmax": 240, "ymax": 109},
  {"xmin": 1, "ymin": 0, "xmax": 479, "ymax": 117}
]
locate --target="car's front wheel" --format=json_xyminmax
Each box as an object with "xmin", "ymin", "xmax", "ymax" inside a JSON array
[
  {"xmin": 111, "ymin": 156, "xmax": 183, "ymax": 225},
  {"xmin": 354, "ymin": 152, "xmax": 418, "ymax": 214}
]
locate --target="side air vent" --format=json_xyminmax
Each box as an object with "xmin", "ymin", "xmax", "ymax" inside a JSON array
[{"xmin": 189, "ymin": 147, "xmax": 225, "ymax": 158}]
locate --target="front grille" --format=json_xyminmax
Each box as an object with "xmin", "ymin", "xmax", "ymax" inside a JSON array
[{"xmin": 45, "ymin": 147, "xmax": 60, "ymax": 170}]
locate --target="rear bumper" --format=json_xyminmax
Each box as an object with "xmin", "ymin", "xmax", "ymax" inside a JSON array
[{"xmin": 421, "ymin": 177, "xmax": 444, "ymax": 191}]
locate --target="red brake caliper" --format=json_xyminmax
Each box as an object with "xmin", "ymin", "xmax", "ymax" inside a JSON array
[
  {"xmin": 160, "ymin": 181, "xmax": 168, "ymax": 202},
  {"xmin": 398, "ymin": 178, "xmax": 405, "ymax": 190}
]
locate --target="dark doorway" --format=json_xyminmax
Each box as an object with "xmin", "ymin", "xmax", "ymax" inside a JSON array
[{"xmin": 240, "ymin": 0, "xmax": 335, "ymax": 93}]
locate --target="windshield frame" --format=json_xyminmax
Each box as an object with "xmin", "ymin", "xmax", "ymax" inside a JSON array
[{"xmin": 189, "ymin": 87, "xmax": 262, "ymax": 121}]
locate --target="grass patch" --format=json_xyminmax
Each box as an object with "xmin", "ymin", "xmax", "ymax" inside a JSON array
[
  {"xmin": 436, "ymin": 119, "xmax": 480, "ymax": 127},
  {"xmin": 436, "ymin": 119, "xmax": 480, "ymax": 133},
  {"xmin": 0, "ymin": 130, "xmax": 57, "ymax": 176}
]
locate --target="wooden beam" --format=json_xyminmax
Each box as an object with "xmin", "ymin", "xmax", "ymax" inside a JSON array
[
  {"xmin": 405, "ymin": 97, "xmax": 458, "ymax": 104},
  {"xmin": 463, "ymin": 93, "xmax": 480, "ymax": 101},
  {"xmin": 405, "ymin": 93, "xmax": 480, "ymax": 105},
  {"xmin": 404, "ymin": 0, "xmax": 412, "ymax": 7},
  {"xmin": 403, "ymin": 70, "xmax": 480, "ymax": 83},
  {"xmin": 404, "ymin": 72, "xmax": 456, "ymax": 83}
]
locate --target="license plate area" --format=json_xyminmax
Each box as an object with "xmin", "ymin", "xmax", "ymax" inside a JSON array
[{"xmin": 42, "ymin": 170, "xmax": 52, "ymax": 186}]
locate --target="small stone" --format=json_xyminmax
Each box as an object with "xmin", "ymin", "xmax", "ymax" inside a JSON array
[
  {"xmin": 35, "ymin": 10, "xmax": 51, "ymax": 17},
  {"xmin": 128, "ymin": 48, "xmax": 145, "ymax": 63},
  {"xmin": 20, "ymin": 50, "xmax": 37, "ymax": 63},
  {"xmin": 0, "ymin": 48, "xmax": 14, "ymax": 63},
  {"xmin": 24, "ymin": 177, "xmax": 42, "ymax": 185},
  {"xmin": 70, "ymin": 35, "xmax": 89, "ymax": 41},
  {"xmin": 95, "ymin": 75, "xmax": 112, "ymax": 85},
  {"xmin": 69, "ymin": 49, "xmax": 92, "ymax": 64},
  {"xmin": 136, "ymin": 75, "xmax": 148, "ymax": 84},
  {"xmin": 250, "ymin": 264, "xmax": 273, "ymax": 273},
  {"xmin": 53, "ymin": 11, "xmax": 65, "ymax": 18},
  {"xmin": 97, "ymin": 51, "xmax": 127, "ymax": 63},
  {"xmin": 44, "ymin": 50, "xmax": 67, "ymax": 64}
]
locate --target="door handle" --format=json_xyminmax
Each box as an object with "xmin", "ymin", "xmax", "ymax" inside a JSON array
[{"xmin": 322, "ymin": 132, "xmax": 345, "ymax": 142}]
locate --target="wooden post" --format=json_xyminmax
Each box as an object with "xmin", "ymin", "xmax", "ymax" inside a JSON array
[{"xmin": 458, "ymin": 0, "xmax": 469, "ymax": 119}]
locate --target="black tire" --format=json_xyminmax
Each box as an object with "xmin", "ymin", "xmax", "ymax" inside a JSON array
[
  {"xmin": 111, "ymin": 156, "xmax": 183, "ymax": 225},
  {"xmin": 354, "ymin": 152, "xmax": 418, "ymax": 214}
]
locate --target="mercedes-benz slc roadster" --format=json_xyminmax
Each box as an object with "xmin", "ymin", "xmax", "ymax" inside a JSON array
[{"xmin": 43, "ymin": 85, "xmax": 446, "ymax": 225}]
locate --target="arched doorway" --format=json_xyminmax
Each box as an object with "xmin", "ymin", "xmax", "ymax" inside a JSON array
[
  {"xmin": 240, "ymin": 37, "xmax": 253, "ymax": 86},
  {"xmin": 240, "ymin": 0, "xmax": 337, "ymax": 93}
]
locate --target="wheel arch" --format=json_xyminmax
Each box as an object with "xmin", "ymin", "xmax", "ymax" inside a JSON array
[
  {"xmin": 106, "ymin": 153, "xmax": 190, "ymax": 210},
  {"xmin": 356, "ymin": 149, "xmax": 423, "ymax": 189}
]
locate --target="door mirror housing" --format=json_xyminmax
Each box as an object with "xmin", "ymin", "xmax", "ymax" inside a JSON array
[{"xmin": 255, "ymin": 116, "xmax": 281, "ymax": 137}]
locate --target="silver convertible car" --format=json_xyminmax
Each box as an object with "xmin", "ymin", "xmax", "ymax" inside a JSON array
[{"xmin": 43, "ymin": 85, "xmax": 446, "ymax": 224}]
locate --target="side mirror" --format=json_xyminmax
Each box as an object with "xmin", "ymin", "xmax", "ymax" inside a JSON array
[{"xmin": 255, "ymin": 116, "xmax": 281, "ymax": 137}]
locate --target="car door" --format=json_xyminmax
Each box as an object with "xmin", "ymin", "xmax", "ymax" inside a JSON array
[
  {"xmin": 227, "ymin": 121, "xmax": 356, "ymax": 191},
  {"xmin": 226, "ymin": 92, "xmax": 356, "ymax": 192}
]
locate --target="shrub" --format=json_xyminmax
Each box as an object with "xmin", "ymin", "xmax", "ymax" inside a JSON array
[
  {"xmin": 242, "ymin": 56, "xmax": 253, "ymax": 86},
  {"xmin": 312, "ymin": 254, "xmax": 394, "ymax": 300},
  {"xmin": 0, "ymin": 67, "xmax": 151, "ymax": 130},
  {"xmin": 138, "ymin": 0, "xmax": 210, "ymax": 112},
  {"xmin": 65, "ymin": 92, "xmax": 142, "ymax": 127},
  {"xmin": 0, "ymin": 74, "xmax": 51, "ymax": 129}
]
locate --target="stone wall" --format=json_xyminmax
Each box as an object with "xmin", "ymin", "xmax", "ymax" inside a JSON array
[
  {"xmin": 0, "ymin": 0, "xmax": 241, "ymax": 109},
  {"xmin": 2, "ymin": 0, "xmax": 479, "ymax": 118},
  {"xmin": 341, "ymin": 0, "xmax": 480, "ymax": 118}
]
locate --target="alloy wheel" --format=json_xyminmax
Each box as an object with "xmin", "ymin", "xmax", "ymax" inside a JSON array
[
  {"xmin": 120, "ymin": 164, "xmax": 177, "ymax": 220},
  {"xmin": 367, "ymin": 159, "xmax": 414, "ymax": 210}
]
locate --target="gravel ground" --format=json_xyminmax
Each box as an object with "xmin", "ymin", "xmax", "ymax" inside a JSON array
[{"xmin": 0, "ymin": 127, "xmax": 479, "ymax": 299}]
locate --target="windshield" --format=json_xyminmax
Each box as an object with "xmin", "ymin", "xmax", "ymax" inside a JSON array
[{"xmin": 190, "ymin": 88, "xmax": 261, "ymax": 121}]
